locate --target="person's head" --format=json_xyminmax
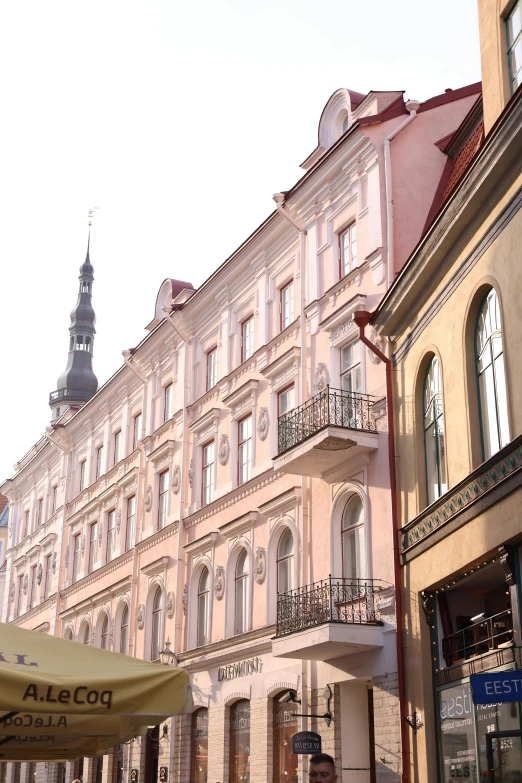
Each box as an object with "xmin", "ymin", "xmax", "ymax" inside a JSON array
[{"xmin": 309, "ymin": 754, "xmax": 337, "ymax": 783}]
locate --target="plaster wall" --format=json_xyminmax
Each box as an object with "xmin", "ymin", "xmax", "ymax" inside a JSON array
[{"xmin": 478, "ymin": 0, "xmax": 514, "ymax": 134}]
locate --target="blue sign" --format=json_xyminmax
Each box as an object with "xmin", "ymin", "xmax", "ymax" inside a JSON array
[{"xmin": 470, "ymin": 671, "xmax": 522, "ymax": 704}]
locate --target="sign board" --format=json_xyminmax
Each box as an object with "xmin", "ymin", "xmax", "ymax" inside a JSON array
[
  {"xmin": 290, "ymin": 731, "xmax": 321, "ymax": 755},
  {"xmin": 130, "ymin": 771, "xmax": 138, "ymax": 783},
  {"xmin": 159, "ymin": 767, "xmax": 168, "ymax": 782},
  {"xmin": 471, "ymin": 671, "xmax": 522, "ymax": 704}
]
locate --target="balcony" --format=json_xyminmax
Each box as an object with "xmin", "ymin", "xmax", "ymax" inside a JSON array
[
  {"xmin": 442, "ymin": 609, "xmax": 514, "ymax": 667},
  {"xmin": 49, "ymin": 387, "xmax": 94, "ymax": 404},
  {"xmin": 273, "ymin": 387, "xmax": 379, "ymax": 482},
  {"xmin": 272, "ymin": 576, "xmax": 384, "ymax": 661}
]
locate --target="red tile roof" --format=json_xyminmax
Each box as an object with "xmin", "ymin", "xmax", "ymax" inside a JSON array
[
  {"xmin": 440, "ymin": 122, "xmax": 484, "ymax": 203},
  {"xmin": 0, "ymin": 493, "xmax": 7, "ymax": 514}
]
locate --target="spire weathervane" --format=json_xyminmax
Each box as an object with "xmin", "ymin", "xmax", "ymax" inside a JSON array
[{"xmin": 88, "ymin": 206, "xmax": 100, "ymax": 227}]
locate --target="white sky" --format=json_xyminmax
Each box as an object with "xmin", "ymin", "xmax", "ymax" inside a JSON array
[{"xmin": 0, "ymin": 0, "xmax": 481, "ymax": 482}]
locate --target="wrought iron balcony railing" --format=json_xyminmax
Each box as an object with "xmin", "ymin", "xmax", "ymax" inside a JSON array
[
  {"xmin": 275, "ymin": 576, "xmax": 384, "ymax": 637},
  {"xmin": 441, "ymin": 609, "xmax": 514, "ymax": 667},
  {"xmin": 49, "ymin": 388, "xmax": 95, "ymax": 404},
  {"xmin": 277, "ymin": 386, "xmax": 377, "ymax": 456}
]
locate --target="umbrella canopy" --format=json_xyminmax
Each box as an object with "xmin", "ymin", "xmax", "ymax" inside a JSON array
[
  {"xmin": 0, "ymin": 623, "xmax": 190, "ymax": 718},
  {"xmin": 0, "ymin": 730, "xmax": 140, "ymax": 760},
  {"xmin": 0, "ymin": 712, "xmax": 158, "ymax": 737}
]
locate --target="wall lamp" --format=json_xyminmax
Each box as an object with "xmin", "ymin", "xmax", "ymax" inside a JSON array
[{"xmin": 159, "ymin": 639, "xmax": 177, "ymax": 667}]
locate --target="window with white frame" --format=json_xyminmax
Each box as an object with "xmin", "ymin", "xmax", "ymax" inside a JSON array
[
  {"xmin": 88, "ymin": 522, "xmax": 98, "ymax": 573},
  {"xmin": 44, "ymin": 554, "xmax": 52, "ymax": 600},
  {"xmin": 79, "ymin": 460, "xmax": 87, "ymax": 492},
  {"xmin": 126, "ymin": 495, "xmax": 136, "ymax": 551},
  {"xmin": 278, "ymin": 385, "xmax": 295, "ymax": 418},
  {"xmin": 106, "ymin": 509, "xmax": 116, "ymax": 562},
  {"xmin": 158, "ymin": 471, "xmax": 169, "ymax": 529},
  {"xmin": 235, "ymin": 549, "xmax": 249, "ymax": 635},
  {"xmin": 201, "ymin": 441, "xmax": 215, "ymax": 507},
  {"xmin": 133, "ymin": 413, "xmax": 142, "ymax": 450},
  {"xmin": 340, "ymin": 223, "xmax": 358, "ymax": 277},
  {"xmin": 280, "ymin": 281, "xmax": 294, "ymax": 330},
  {"xmin": 50, "ymin": 485, "xmax": 57, "ymax": 516},
  {"xmin": 100, "ymin": 614, "xmax": 109, "ymax": 650},
  {"xmin": 206, "ymin": 348, "xmax": 217, "ymax": 391},
  {"xmin": 341, "ymin": 496, "xmax": 364, "ymax": 581},
  {"xmin": 120, "ymin": 605, "xmax": 129, "ymax": 654},
  {"xmin": 96, "ymin": 446, "xmax": 104, "ymax": 480},
  {"xmin": 341, "ymin": 341, "xmax": 362, "ymax": 393},
  {"xmin": 30, "ymin": 564, "xmax": 37, "ymax": 609},
  {"xmin": 22, "ymin": 510, "xmax": 29, "ymax": 539},
  {"xmin": 277, "ymin": 529, "xmax": 294, "ymax": 594},
  {"xmin": 82, "ymin": 623, "xmax": 91, "ymax": 645},
  {"xmin": 150, "ymin": 587, "xmax": 163, "ymax": 660},
  {"xmin": 36, "ymin": 498, "xmax": 43, "ymax": 527},
  {"xmin": 507, "ymin": 1, "xmax": 522, "ymax": 93},
  {"xmin": 238, "ymin": 415, "xmax": 253, "ymax": 486},
  {"xmin": 241, "ymin": 316, "xmax": 254, "ymax": 362},
  {"xmin": 197, "ymin": 568, "xmax": 210, "ymax": 647},
  {"xmin": 164, "ymin": 384, "xmax": 173, "ymax": 422},
  {"xmin": 113, "ymin": 431, "xmax": 121, "ymax": 467},
  {"xmin": 73, "ymin": 533, "xmax": 81, "ymax": 581},
  {"xmin": 16, "ymin": 575, "xmax": 24, "ymax": 617}
]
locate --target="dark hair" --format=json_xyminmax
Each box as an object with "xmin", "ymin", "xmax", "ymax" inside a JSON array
[{"xmin": 310, "ymin": 754, "xmax": 335, "ymax": 769}]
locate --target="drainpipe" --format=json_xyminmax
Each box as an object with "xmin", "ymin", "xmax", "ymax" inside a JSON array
[
  {"xmin": 352, "ymin": 310, "xmax": 410, "ymax": 783},
  {"xmin": 384, "ymin": 100, "xmax": 420, "ymax": 288},
  {"xmin": 122, "ymin": 349, "xmax": 148, "ymax": 661}
]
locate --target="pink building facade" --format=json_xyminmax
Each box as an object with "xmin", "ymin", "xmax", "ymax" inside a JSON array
[{"xmin": 0, "ymin": 82, "xmax": 479, "ymax": 783}]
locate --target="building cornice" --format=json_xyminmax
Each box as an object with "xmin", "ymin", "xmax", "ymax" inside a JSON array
[{"xmin": 177, "ymin": 625, "xmax": 276, "ymax": 670}]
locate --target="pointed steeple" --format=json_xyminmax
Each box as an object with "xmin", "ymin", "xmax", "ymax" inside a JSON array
[{"xmin": 49, "ymin": 231, "xmax": 98, "ymax": 422}]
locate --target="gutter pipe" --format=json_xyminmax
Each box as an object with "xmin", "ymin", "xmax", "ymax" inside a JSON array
[
  {"xmin": 384, "ymin": 100, "xmax": 420, "ymax": 288},
  {"xmin": 352, "ymin": 310, "xmax": 410, "ymax": 783}
]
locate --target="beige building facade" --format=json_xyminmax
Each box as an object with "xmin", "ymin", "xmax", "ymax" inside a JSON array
[
  {"xmin": 374, "ymin": 2, "xmax": 522, "ymax": 780},
  {"xmin": 0, "ymin": 78, "xmax": 480, "ymax": 783}
]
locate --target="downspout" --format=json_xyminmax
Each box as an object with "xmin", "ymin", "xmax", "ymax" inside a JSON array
[
  {"xmin": 122, "ymin": 349, "xmax": 148, "ymax": 660},
  {"xmin": 352, "ymin": 310, "xmax": 410, "ymax": 783},
  {"xmin": 384, "ymin": 100, "xmax": 420, "ymax": 288}
]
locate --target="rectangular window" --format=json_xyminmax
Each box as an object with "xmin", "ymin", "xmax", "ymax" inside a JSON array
[
  {"xmin": 36, "ymin": 498, "xmax": 43, "ymax": 527},
  {"xmin": 30, "ymin": 565, "xmax": 37, "ymax": 609},
  {"xmin": 340, "ymin": 223, "xmax": 358, "ymax": 276},
  {"xmin": 507, "ymin": 1, "xmax": 522, "ymax": 93},
  {"xmin": 17, "ymin": 576, "xmax": 24, "ymax": 617},
  {"xmin": 206, "ymin": 348, "xmax": 217, "ymax": 390},
  {"xmin": 113, "ymin": 431, "xmax": 121, "ymax": 467},
  {"xmin": 202, "ymin": 441, "xmax": 215, "ymax": 506},
  {"xmin": 50, "ymin": 485, "xmax": 57, "ymax": 517},
  {"xmin": 341, "ymin": 341, "xmax": 362, "ymax": 393},
  {"xmin": 106, "ymin": 509, "xmax": 116, "ymax": 562},
  {"xmin": 126, "ymin": 495, "xmax": 136, "ymax": 551},
  {"xmin": 133, "ymin": 413, "xmax": 142, "ymax": 450},
  {"xmin": 241, "ymin": 317, "xmax": 254, "ymax": 362},
  {"xmin": 79, "ymin": 460, "xmax": 87, "ymax": 492},
  {"xmin": 278, "ymin": 385, "xmax": 295, "ymax": 417},
  {"xmin": 164, "ymin": 384, "xmax": 173, "ymax": 422},
  {"xmin": 96, "ymin": 446, "xmax": 104, "ymax": 479},
  {"xmin": 158, "ymin": 471, "xmax": 169, "ymax": 529},
  {"xmin": 44, "ymin": 554, "xmax": 52, "ymax": 599},
  {"xmin": 238, "ymin": 415, "xmax": 253, "ymax": 486},
  {"xmin": 73, "ymin": 533, "xmax": 81, "ymax": 581},
  {"xmin": 88, "ymin": 522, "xmax": 98, "ymax": 573},
  {"xmin": 22, "ymin": 510, "xmax": 29, "ymax": 539},
  {"xmin": 280, "ymin": 281, "xmax": 294, "ymax": 330}
]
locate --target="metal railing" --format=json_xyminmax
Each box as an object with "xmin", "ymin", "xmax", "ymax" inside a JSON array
[
  {"xmin": 275, "ymin": 576, "xmax": 383, "ymax": 637},
  {"xmin": 277, "ymin": 386, "xmax": 377, "ymax": 455},
  {"xmin": 49, "ymin": 388, "xmax": 95, "ymax": 403},
  {"xmin": 442, "ymin": 609, "xmax": 514, "ymax": 667}
]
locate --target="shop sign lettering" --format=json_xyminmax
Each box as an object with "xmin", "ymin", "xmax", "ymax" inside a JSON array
[
  {"xmin": 471, "ymin": 671, "xmax": 522, "ymax": 704},
  {"xmin": 290, "ymin": 731, "xmax": 321, "ymax": 755},
  {"xmin": 22, "ymin": 684, "xmax": 113, "ymax": 709},
  {"xmin": 217, "ymin": 657, "xmax": 261, "ymax": 681}
]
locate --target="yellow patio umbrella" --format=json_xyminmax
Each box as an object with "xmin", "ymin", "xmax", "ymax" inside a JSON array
[
  {"xmin": 0, "ymin": 729, "xmax": 143, "ymax": 762},
  {"xmin": 0, "ymin": 623, "xmax": 191, "ymax": 719},
  {"xmin": 0, "ymin": 712, "xmax": 163, "ymax": 737}
]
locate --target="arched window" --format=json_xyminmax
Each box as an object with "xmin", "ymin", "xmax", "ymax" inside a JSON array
[
  {"xmin": 64, "ymin": 628, "xmax": 73, "ymax": 641},
  {"xmin": 100, "ymin": 614, "xmax": 109, "ymax": 650},
  {"xmin": 475, "ymin": 289, "xmax": 510, "ymax": 459},
  {"xmin": 197, "ymin": 569, "xmax": 210, "ymax": 647},
  {"xmin": 235, "ymin": 549, "xmax": 248, "ymax": 635},
  {"xmin": 341, "ymin": 496, "xmax": 364, "ymax": 581},
  {"xmin": 423, "ymin": 356, "xmax": 447, "ymax": 504},
  {"xmin": 120, "ymin": 605, "xmax": 129, "ymax": 654},
  {"xmin": 229, "ymin": 700, "xmax": 250, "ymax": 783},
  {"xmin": 190, "ymin": 708, "xmax": 209, "ymax": 783},
  {"xmin": 151, "ymin": 587, "xmax": 163, "ymax": 661},
  {"xmin": 277, "ymin": 529, "xmax": 294, "ymax": 594},
  {"xmin": 82, "ymin": 623, "xmax": 91, "ymax": 645},
  {"xmin": 273, "ymin": 692, "xmax": 298, "ymax": 783}
]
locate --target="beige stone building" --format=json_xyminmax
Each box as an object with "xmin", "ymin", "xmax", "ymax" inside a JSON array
[
  {"xmin": 0, "ymin": 77, "xmax": 480, "ymax": 783},
  {"xmin": 373, "ymin": 1, "xmax": 522, "ymax": 780}
]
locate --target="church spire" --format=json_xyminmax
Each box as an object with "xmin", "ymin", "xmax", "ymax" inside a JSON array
[{"xmin": 49, "ymin": 227, "xmax": 98, "ymax": 422}]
